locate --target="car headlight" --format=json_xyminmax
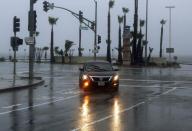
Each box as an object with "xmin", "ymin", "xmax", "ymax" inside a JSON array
[
  {"xmin": 82, "ymin": 74, "xmax": 89, "ymax": 80},
  {"xmin": 113, "ymin": 75, "xmax": 119, "ymax": 81}
]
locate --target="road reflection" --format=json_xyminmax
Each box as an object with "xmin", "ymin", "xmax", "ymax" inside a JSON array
[
  {"xmin": 79, "ymin": 95, "xmax": 94, "ymax": 131},
  {"xmin": 10, "ymin": 75, "xmax": 19, "ymax": 131},
  {"xmin": 77, "ymin": 92, "xmax": 122, "ymax": 130},
  {"xmin": 111, "ymin": 97, "xmax": 122, "ymax": 131}
]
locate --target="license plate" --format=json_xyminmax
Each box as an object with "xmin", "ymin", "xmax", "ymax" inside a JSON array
[{"xmin": 98, "ymin": 81, "xmax": 105, "ymax": 86}]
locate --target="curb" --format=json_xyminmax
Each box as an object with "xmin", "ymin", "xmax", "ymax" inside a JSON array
[{"xmin": 0, "ymin": 78, "xmax": 45, "ymax": 93}]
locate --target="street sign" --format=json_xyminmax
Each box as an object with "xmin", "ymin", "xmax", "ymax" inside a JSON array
[
  {"xmin": 25, "ymin": 37, "xmax": 35, "ymax": 45},
  {"xmin": 166, "ymin": 48, "xmax": 174, "ymax": 53},
  {"xmin": 92, "ymin": 49, "xmax": 98, "ymax": 53},
  {"xmin": 80, "ymin": 26, "xmax": 88, "ymax": 30}
]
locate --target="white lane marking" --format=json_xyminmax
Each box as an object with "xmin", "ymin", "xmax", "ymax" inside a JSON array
[
  {"xmin": 34, "ymin": 96, "xmax": 64, "ymax": 100},
  {"xmin": 72, "ymin": 87, "xmax": 178, "ymax": 130},
  {"xmin": 55, "ymin": 88, "xmax": 77, "ymax": 93},
  {"xmin": 0, "ymin": 94, "xmax": 80, "ymax": 116},
  {"xmin": 1, "ymin": 104, "xmax": 22, "ymax": 109},
  {"xmin": 120, "ymin": 84, "xmax": 164, "ymax": 88},
  {"xmin": 59, "ymin": 91, "xmax": 81, "ymax": 95},
  {"xmin": 162, "ymin": 87, "xmax": 177, "ymax": 95},
  {"xmin": 120, "ymin": 78, "xmax": 192, "ymax": 83},
  {"xmin": 120, "ymin": 82, "xmax": 178, "ymax": 88},
  {"xmin": 72, "ymin": 102, "xmax": 145, "ymax": 131},
  {"xmin": 33, "ymin": 88, "xmax": 79, "ymax": 101}
]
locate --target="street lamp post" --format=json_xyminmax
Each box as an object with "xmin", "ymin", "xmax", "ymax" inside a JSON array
[
  {"xmin": 93, "ymin": 0, "xmax": 97, "ymax": 60},
  {"xmin": 145, "ymin": 0, "xmax": 148, "ymax": 64},
  {"xmin": 165, "ymin": 6, "xmax": 175, "ymax": 62},
  {"xmin": 29, "ymin": 0, "xmax": 34, "ymax": 79}
]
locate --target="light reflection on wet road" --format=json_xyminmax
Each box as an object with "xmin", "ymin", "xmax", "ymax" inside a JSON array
[{"xmin": 0, "ymin": 63, "xmax": 192, "ymax": 131}]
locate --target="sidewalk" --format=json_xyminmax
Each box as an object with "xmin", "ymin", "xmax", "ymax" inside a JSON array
[{"xmin": 0, "ymin": 75, "xmax": 44, "ymax": 92}]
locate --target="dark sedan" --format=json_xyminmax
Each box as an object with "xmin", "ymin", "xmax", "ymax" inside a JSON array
[{"xmin": 79, "ymin": 61, "xmax": 119, "ymax": 91}]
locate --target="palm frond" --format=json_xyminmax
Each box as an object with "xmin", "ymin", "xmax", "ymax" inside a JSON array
[
  {"xmin": 160, "ymin": 19, "xmax": 166, "ymax": 25},
  {"xmin": 109, "ymin": 0, "xmax": 114, "ymax": 8},
  {"xmin": 140, "ymin": 20, "xmax": 145, "ymax": 27},
  {"xmin": 122, "ymin": 7, "xmax": 129, "ymax": 14},
  {"xmin": 48, "ymin": 17, "xmax": 59, "ymax": 25},
  {"xmin": 118, "ymin": 16, "xmax": 124, "ymax": 24}
]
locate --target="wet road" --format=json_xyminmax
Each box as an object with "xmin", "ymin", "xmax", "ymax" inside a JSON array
[{"xmin": 0, "ymin": 63, "xmax": 192, "ymax": 131}]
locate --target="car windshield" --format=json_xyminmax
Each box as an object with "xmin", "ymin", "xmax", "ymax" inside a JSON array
[{"xmin": 85, "ymin": 62, "xmax": 113, "ymax": 71}]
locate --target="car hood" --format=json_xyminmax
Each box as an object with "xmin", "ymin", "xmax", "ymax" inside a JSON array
[{"xmin": 84, "ymin": 71, "xmax": 116, "ymax": 76}]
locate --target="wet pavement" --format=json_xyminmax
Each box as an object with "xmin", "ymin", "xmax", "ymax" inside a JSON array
[{"xmin": 0, "ymin": 62, "xmax": 192, "ymax": 131}]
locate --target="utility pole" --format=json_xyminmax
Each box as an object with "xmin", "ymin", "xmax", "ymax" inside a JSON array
[
  {"xmin": 160, "ymin": 19, "xmax": 166, "ymax": 58},
  {"xmin": 29, "ymin": 0, "xmax": 35, "ymax": 79},
  {"xmin": 94, "ymin": 0, "xmax": 97, "ymax": 60},
  {"xmin": 78, "ymin": 11, "xmax": 83, "ymax": 57},
  {"xmin": 145, "ymin": 0, "xmax": 148, "ymax": 64},
  {"xmin": 79, "ymin": 25, "xmax": 82, "ymax": 56},
  {"xmin": 165, "ymin": 6, "xmax": 175, "ymax": 62}
]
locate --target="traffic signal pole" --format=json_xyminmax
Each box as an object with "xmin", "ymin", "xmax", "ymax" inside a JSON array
[
  {"xmin": 13, "ymin": 31, "xmax": 16, "ymax": 75},
  {"xmin": 12, "ymin": 16, "xmax": 20, "ymax": 75},
  {"xmin": 43, "ymin": 1, "xmax": 99, "ymax": 59},
  {"xmin": 29, "ymin": 0, "xmax": 35, "ymax": 79},
  {"xmin": 94, "ymin": 0, "xmax": 97, "ymax": 60}
]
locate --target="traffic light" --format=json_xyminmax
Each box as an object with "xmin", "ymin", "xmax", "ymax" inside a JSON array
[
  {"xmin": 10, "ymin": 37, "xmax": 23, "ymax": 51},
  {"xmin": 28, "ymin": 11, "xmax": 37, "ymax": 32},
  {"xmin": 33, "ymin": 11, "xmax": 37, "ymax": 31},
  {"xmin": 97, "ymin": 46, "xmax": 100, "ymax": 50},
  {"xmin": 98, "ymin": 35, "xmax": 101, "ymax": 44},
  {"xmin": 16, "ymin": 37, "xmax": 23, "ymax": 46},
  {"xmin": 79, "ymin": 11, "xmax": 83, "ymax": 23},
  {"xmin": 91, "ymin": 22, "xmax": 95, "ymax": 30},
  {"xmin": 43, "ymin": 1, "xmax": 49, "ymax": 12},
  {"xmin": 13, "ymin": 16, "xmax": 20, "ymax": 33}
]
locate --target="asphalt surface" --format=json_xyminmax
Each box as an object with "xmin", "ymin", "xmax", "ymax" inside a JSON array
[{"xmin": 0, "ymin": 62, "xmax": 192, "ymax": 131}]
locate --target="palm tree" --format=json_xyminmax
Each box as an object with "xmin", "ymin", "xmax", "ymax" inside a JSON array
[
  {"xmin": 122, "ymin": 7, "xmax": 129, "ymax": 29},
  {"xmin": 140, "ymin": 20, "xmax": 145, "ymax": 30},
  {"xmin": 160, "ymin": 19, "xmax": 166, "ymax": 58},
  {"xmin": 54, "ymin": 46, "xmax": 60, "ymax": 56},
  {"xmin": 106, "ymin": 0, "xmax": 115, "ymax": 63},
  {"xmin": 137, "ymin": 20, "xmax": 145, "ymax": 63},
  {"xmin": 48, "ymin": 16, "xmax": 59, "ymax": 64},
  {"xmin": 118, "ymin": 16, "xmax": 124, "ymax": 65},
  {"xmin": 64, "ymin": 40, "xmax": 74, "ymax": 56}
]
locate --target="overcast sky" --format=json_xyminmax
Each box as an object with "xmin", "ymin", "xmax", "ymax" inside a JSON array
[{"xmin": 0, "ymin": 0, "xmax": 191, "ymax": 57}]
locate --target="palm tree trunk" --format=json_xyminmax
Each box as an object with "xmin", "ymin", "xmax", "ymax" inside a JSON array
[
  {"xmin": 132, "ymin": 0, "xmax": 138, "ymax": 65},
  {"xmin": 50, "ymin": 25, "xmax": 54, "ymax": 63},
  {"xmin": 160, "ymin": 25, "xmax": 163, "ymax": 58},
  {"xmin": 137, "ymin": 29, "xmax": 142, "ymax": 63},
  {"xmin": 123, "ymin": 14, "xmax": 126, "ymax": 29},
  {"xmin": 118, "ymin": 24, "xmax": 123, "ymax": 64},
  {"xmin": 107, "ymin": 10, "xmax": 111, "ymax": 63}
]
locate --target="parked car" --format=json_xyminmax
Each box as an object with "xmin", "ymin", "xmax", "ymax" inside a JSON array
[{"xmin": 79, "ymin": 60, "xmax": 119, "ymax": 91}]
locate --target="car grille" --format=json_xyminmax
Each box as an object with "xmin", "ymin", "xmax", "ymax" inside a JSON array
[{"xmin": 90, "ymin": 76, "xmax": 112, "ymax": 82}]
